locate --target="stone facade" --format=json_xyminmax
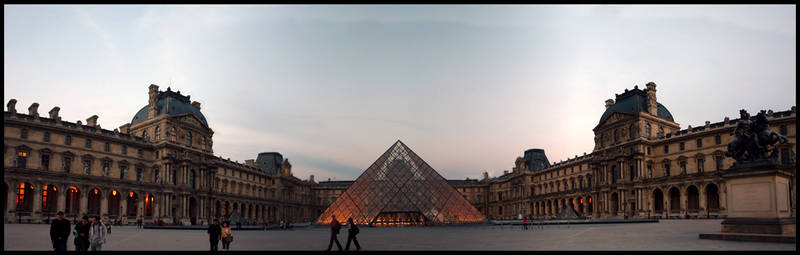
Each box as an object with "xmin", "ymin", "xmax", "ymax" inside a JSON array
[{"xmin": 4, "ymin": 85, "xmax": 322, "ymax": 225}]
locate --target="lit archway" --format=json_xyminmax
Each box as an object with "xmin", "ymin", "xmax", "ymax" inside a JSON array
[
  {"xmin": 127, "ymin": 192, "xmax": 139, "ymax": 217},
  {"xmin": 15, "ymin": 182, "xmax": 34, "ymax": 213},
  {"xmin": 88, "ymin": 188, "xmax": 102, "ymax": 216},
  {"xmin": 42, "ymin": 184, "xmax": 58, "ymax": 216},
  {"xmin": 144, "ymin": 193, "xmax": 155, "ymax": 217},
  {"xmin": 109, "ymin": 190, "xmax": 120, "ymax": 216},
  {"xmin": 65, "ymin": 186, "xmax": 80, "ymax": 216}
]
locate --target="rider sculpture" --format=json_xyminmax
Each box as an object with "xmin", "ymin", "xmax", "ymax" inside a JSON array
[{"xmin": 725, "ymin": 109, "xmax": 790, "ymax": 164}]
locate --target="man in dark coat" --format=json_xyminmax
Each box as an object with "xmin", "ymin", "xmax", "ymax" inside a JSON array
[
  {"xmin": 345, "ymin": 217, "xmax": 361, "ymax": 251},
  {"xmin": 326, "ymin": 215, "xmax": 343, "ymax": 251},
  {"xmin": 50, "ymin": 211, "xmax": 71, "ymax": 251},
  {"xmin": 74, "ymin": 216, "xmax": 91, "ymax": 252},
  {"xmin": 207, "ymin": 219, "xmax": 222, "ymax": 251}
]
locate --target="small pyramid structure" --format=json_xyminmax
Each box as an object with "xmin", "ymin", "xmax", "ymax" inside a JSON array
[
  {"xmin": 555, "ymin": 204, "xmax": 580, "ymax": 219},
  {"xmin": 316, "ymin": 140, "xmax": 486, "ymax": 225}
]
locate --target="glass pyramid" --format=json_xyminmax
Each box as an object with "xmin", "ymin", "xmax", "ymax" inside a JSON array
[{"xmin": 316, "ymin": 140, "xmax": 486, "ymax": 226}]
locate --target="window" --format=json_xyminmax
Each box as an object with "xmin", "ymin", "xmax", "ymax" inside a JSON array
[
  {"xmin": 647, "ymin": 165, "xmax": 653, "ymax": 178},
  {"xmin": 187, "ymin": 131, "xmax": 192, "ymax": 146},
  {"xmin": 697, "ymin": 158, "xmax": 704, "ymax": 173},
  {"xmin": 155, "ymin": 126, "xmax": 161, "ymax": 140},
  {"xmin": 154, "ymin": 169, "xmax": 160, "ymax": 183},
  {"xmin": 21, "ymin": 128, "xmax": 28, "ymax": 139},
  {"xmin": 600, "ymin": 134, "xmax": 605, "ymax": 147},
  {"xmin": 65, "ymin": 135, "xmax": 71, "ymax": 145},
  {"xmin": 120, "ymin": 165, "xmax": 127, "ymax": 180},
  {"xmin": 41, "ymin": 154, "xmax": 50, "ymax": 170},
  {"xmin": 498, "ymin": 192, "xmax": 503, "ymax": 201},
  {"xmin": 172, "ymin": 170, "xmax": 177, "ymax": 185},
  {"xmin": 122, "ymin": 145, "xmax": 127, "ymax": 155},
  {"xmin": 646, "ymin": 123, "xmax": 652, "ymax": 138},
  {"xmin": 63, "ymin": 157, "xmax": 72, "ymax": 171},
  {"xmin": 44, "ymin": 132, "xmax": 50, "ymax": 142},
  {"xmin": 629, "ymin": 124, "xmax": 636, "ymax": 139},
  {"xmin": 16, "ymin": 151, "xmax": 28, "ymax": 168},
  {"xmin": 629, "ymin": 164, "xmax": 636, "ymax": 179},
  {"xmin": 83, "ymin": 159, "xmax": 91, "ymax": 175},
  {"xmin": 138, "ymin": 149, "xmax": 143, "ymax": 158},
  {"xmin": 101, "ymin": 161, "xmax": 110, "ymax": 176},
  {"xmin": 780, "ymin": 125, "xmax": 787, "ymax": 135},
  {"xmin": 142, "ymin": 130, "xmax": 148, "ymax": 140},
  {"xmin": 658, "ymin": 127, "xmax": 664, "ymax": 137},
  {"xmin": 611, "ymin": 166, "xmax": 618, "ymax": 184},
  {"xmin": 156, "ymin": 150, "xmax": 159, "ymax": 159},
  {"xmin": 664, "ymin": 145, "xmax": 669, "ymax": 153},
  {"xmin": 136, "ymin": 168, "xmax": 143, "ymax": 182},
  {"xmin": 715, "ymin": 155, "xmax": 724, "ymax": 170},
  {"xmin": 680, "ymin": 161, "xmax": 687, "ymax": 175},
  {"xmin": 647, "ymin": 147, "xmax": 651, "ymax": 155},
  {"xmin": 679, "ymin": 142, "xmax": 685, "ymax": 151},
  {"xmin": 85, "ymin": 139, "xmax": 92, "ymax": 149},
  {"xmin": 781, "ymin": 148, "xmax": 790, "ymax": 164},
  {"xmin": 715, "ymin": 135, "xmax": 722, "ymax": 145},
  {"xmin": 614, "ymin": 129, "xmax": 619, "ymax": 142},
  {"xmin": 696, "ymin": 139, "xmax": 702, "ymax": 148},
  {"xmin": 104, "ymin": 143, "xmax": 110, "ymax": 152},
  {"xmin": 664, "ymin": 163, "xmax": 671, "ymax": 176},
  {"xmin": 190, "ymin": 170, "xmax": 196, "ymax": 189}
]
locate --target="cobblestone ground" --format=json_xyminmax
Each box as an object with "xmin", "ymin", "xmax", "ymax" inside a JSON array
[{"xmin": 4, "ymin": 220, "xmax": 795, "ymax": 250}]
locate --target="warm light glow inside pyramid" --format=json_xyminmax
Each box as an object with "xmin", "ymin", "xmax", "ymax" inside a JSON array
[{"xmin": 316, "ymin": 140, "xmax": 486, "ymax": 225}]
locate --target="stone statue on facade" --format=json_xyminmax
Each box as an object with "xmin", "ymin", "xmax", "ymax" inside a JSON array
[{"xmin": 725, "ymin": 109, "xmax": 789, "ymax": 164}]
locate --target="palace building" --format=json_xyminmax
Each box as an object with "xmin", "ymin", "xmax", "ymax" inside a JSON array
[
  {"xmin": 5, "ymin": 82, "xmax": 796, "ymax": 226},
  {"xmin": 4, "ymin": 85, "xmax": 321, "ymax": 225},
  {"xmin": 312, "ymin": 82, "xmax": 797, "ymax": 221}
]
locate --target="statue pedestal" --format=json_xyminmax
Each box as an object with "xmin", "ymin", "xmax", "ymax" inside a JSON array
[{"xmin": 699, "ymin": 162, "xmax": 795, "ymax": 243}]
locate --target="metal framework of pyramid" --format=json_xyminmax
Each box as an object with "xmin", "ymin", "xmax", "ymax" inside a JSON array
[{"xmin": 316, "ymin": 140, "xmax": 486, "ymax": 226}]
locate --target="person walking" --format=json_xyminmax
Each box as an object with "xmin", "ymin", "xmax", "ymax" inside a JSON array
[
  {"xmin": 345, "ymin": 218, "xmax": 361, "ymax": 251},
  {"xmin": 50, "ymin": 211, "xmax": 71, "ymax": 251},
  {"xmin": 137, "ymin": 218, "xmax": 143, "ymax": 229},
  {"xmin": 523, "ymin": 216, "xmax": 528, "ymax": 230},
  {"xmin": 221, "ymin": 222, "xmax": 233, "ymax": 251},
  {"xmin": 208, "ymin": 219, "xmax": 222, "ymax": 251},
  {"xmin": 73, "ymin": 216, "xmax": 91, "ymax": 252},
  {"xmin": 326, "ymin": 215, "xmax": 343, "ymax": 251},
  {"xmin": 106, "ymin": 218, "xmax": 112, "ymax": 234},
  {"xmin": 89, "ymin": 216, "xmax": 107, "ymax": 251}
]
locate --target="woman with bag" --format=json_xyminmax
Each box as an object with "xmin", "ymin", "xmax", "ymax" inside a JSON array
[
  {"xmin": 345, "ymin": 218, "xmax": 361, "ymax": 251},
  {"xmin": 221, "ymin": 221, "xmax": 233, "ymax": 250}
]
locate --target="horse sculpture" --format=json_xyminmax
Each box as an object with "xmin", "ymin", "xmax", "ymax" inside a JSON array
[{"xmin": 726, "ymin": 110, "xmax": 790, "ymax": 163}]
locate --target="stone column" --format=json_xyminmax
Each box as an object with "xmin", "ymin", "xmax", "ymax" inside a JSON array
[
  {"xmin": 79, "ymin": 190, "xmax": 88, "ymax": 215},
  {"xmin": 120, "ymin": 194, "xmax": 127, "ymax": 223},
  {"xmin": 699, "ymin": 185, "xmax": 707, "ymax": 218},
  {"xmin": 32, "ymin": 184, "xmax": 43, "ymax": 220},
  {"xmin": 57, "ymin": 187, "xmax": 67, "ymax": 213},
  {"xmin": 100, "ymin": 195, "xmax": 108, "ymax": 217}
]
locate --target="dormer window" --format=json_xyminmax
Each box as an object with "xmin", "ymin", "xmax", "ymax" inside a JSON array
[
  {"xmin": 187, "ymin": 131, "xmax": 192, "ymax": 146},
  {"xmin": 155, "ymin": 126, "xmax": 161, "ymax": 140}
]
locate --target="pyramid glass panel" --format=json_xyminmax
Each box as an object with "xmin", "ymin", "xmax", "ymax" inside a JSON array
[{"xmin": 316, "ymin": 140, "xmax": 485, "ymax": 226}]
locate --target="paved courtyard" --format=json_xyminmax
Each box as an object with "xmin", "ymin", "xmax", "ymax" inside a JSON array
[{"xmin": 4, "ymin": 219, "xmax": 795, "ymax": 250}]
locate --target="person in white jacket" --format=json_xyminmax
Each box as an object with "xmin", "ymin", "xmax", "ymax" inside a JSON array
[{"xmin": 89, "ymin": 216, "xmax": 107, "ymax": 251}]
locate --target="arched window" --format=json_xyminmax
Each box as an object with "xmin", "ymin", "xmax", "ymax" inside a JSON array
[
  {"xmin": 142, "ymin": 130, "xmax": 148, "ymax": 140},
  {"xmin": 614, "ymin": 129, "xmax": 619, "ymax": 142},
  {"xmin": 657, "ymin": 127, "xmax": 664, "ymax": 137},
  {"xmin": 187, "ymin": 131, "xmax": 192, "ymax": 146},
  {"xmin": 600, "ymin": 134, "xmax": 605, "ymax": 147},
  {"xmin": 629, "ymin": 124, "xmax": 636, "ymax": 139},
  {"xmin": 155, "ymin": 126, "xmax": 161, "ymax": 141},
  {"xmin": 646, "ymin": 123, "xmax": 652, "ymax": 138}
]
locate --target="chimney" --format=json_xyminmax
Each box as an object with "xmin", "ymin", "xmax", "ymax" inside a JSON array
[
  {"xmin": 148, "ymin": 84, "xmax": 159, "ymax": 119},
  {"xmin": 86, "ymin": 115, "xmax": 98, "ymax": 127},
  {"xmin": 7, "ymin": 99, "xmax": 17, "ymax": 114},
  {"xmin": 705, "ymin": 121, "xmax": 710, "ymax": 128},
  {"xmin": 503, "ymin": 170, "xmax": 509, "ymax": 175},
  {"xmin": 28, "ymin": 103, "xmax": 40, "ymax": 118},
  {"xmin": 191, "ymin": 101, "xmax": 201, "ymax": 111},
  {"xmin": 309, "ymin": 174, "xmax": 315, "ymax": 183},
  {"xmin": 605, "ymin": 99, "xmax": 615, "ymax": 109},
  {"xmin": 645, "ymin": 82, "xmax": 658, "ymax": 116},
  {"xmin": 49, "ymin": 107, "xmax": 61, "ymax": 120},
  {"xmin": 119, "ymin": 123, "xmax": 131, "ymax": 134},
  {"xmin": 483, "ymin": 171, "xmax": 489, "ymax": 180},
  {"xmin": 245, "ymin": 159, "xmax": 255, "ymax": 167}
]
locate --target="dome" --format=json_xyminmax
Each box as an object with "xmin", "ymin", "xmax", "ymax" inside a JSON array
[
  {"xmin": 131, "ymin": 90, "xmax": 208, "ymax": 126},
  {"xmin": 599, "ymin": 88, "xmax": 674, "ymax": 124}
]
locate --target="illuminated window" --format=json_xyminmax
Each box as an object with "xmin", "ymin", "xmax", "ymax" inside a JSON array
[
  {"xmin": 16, "ymin": 151, "xmax": 28, "ymax": 168},
  {"xmin": 41, "ymin": 154, "xmax": 50, "ymax": 170}
]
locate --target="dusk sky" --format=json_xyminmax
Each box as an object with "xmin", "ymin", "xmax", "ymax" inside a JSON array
[{"xmin": 4, "ymin": 5, "xmax": 796, "ymax": 182}]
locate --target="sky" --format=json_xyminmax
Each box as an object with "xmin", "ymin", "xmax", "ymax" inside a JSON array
[{"xmin": 4, "ymin": 5, "xmax": 796, "ymax": 182}]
